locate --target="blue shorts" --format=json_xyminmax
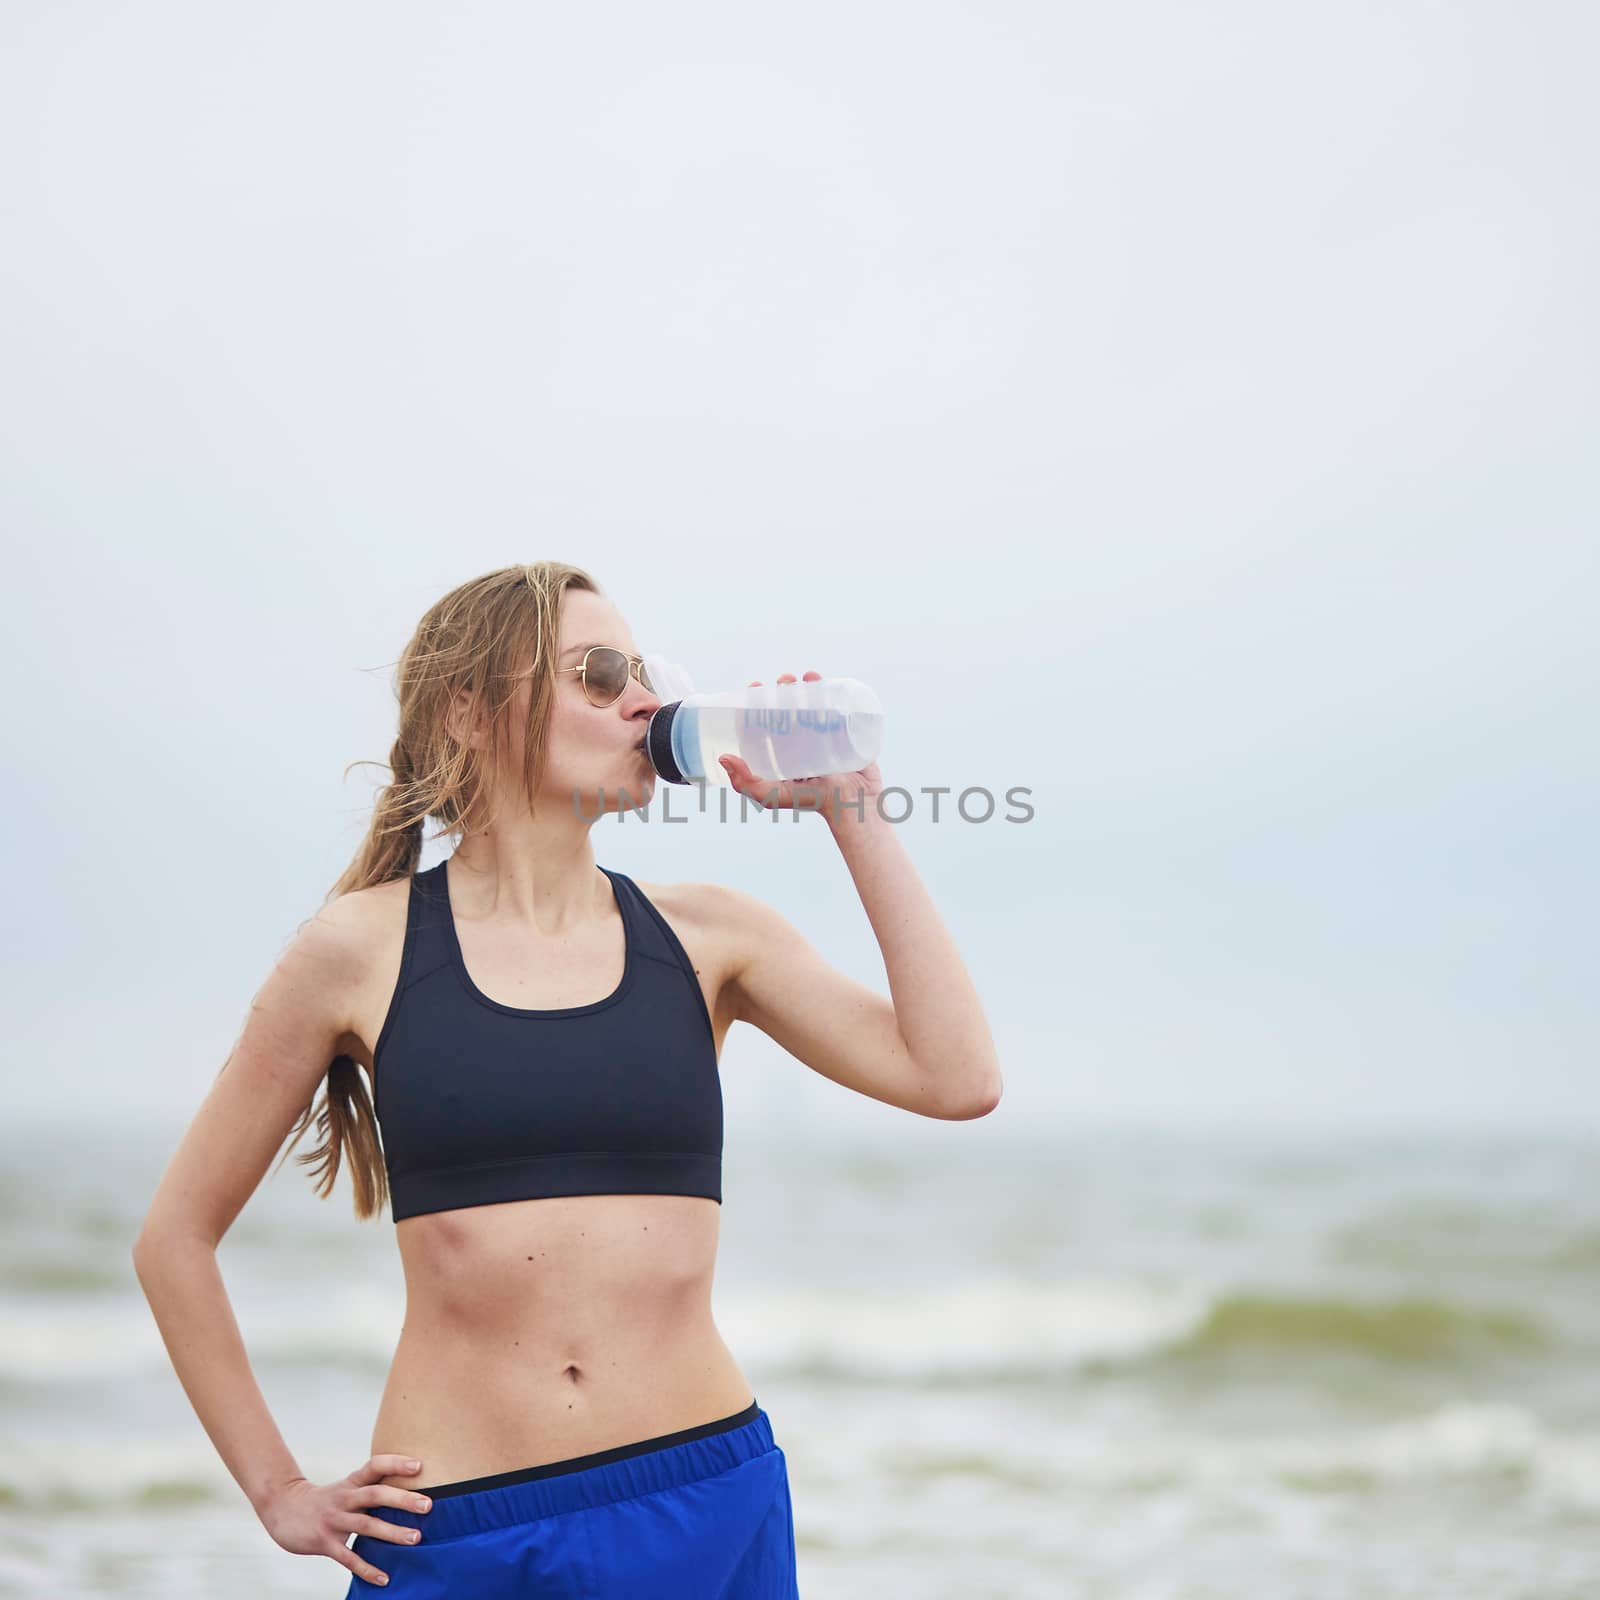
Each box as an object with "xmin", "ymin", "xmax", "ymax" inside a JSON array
[{"xmin": 343, "ymin": 1398, "xmax": 799, "ymax": 1597}]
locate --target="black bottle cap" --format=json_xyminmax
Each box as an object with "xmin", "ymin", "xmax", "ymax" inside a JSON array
[{"xmin": 645, "ymin": 702, "xmax": 691, "ymax": 784}]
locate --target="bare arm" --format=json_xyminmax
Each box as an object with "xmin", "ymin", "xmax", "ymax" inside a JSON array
[
  {"xmin": 132, "ymin": 1234, "xmax": 305, "ymax": 1510},
  {"xmin": 712, "ymin": 805, "xmax": 1003, "ymax": 1120},
  {"xmin": 822, "ymin": 799, "xmax": 1003, "ymax": 1113},
  {"xmin": 718, "ymin": 674, "xmax": 1002, "ymax": 1118},
  {"xmin": 130, "ymin": 893, "xmax": 427, "ymax": 1585}
]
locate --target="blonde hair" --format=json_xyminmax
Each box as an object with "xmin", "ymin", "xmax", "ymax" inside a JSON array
[{"xmin": 274, "ymin": 559, "xmax": 602, "ymax": 1218}]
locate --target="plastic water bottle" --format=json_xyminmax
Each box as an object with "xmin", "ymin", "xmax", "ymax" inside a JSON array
[{"xmin": 640, "ymin": 657, "xmax": 883, "ymax": 786}]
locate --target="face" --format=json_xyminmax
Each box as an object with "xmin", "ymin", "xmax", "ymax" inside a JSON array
[{"xmin": 533, "ymin": 588, "xmax": 661, "ymax": 817}]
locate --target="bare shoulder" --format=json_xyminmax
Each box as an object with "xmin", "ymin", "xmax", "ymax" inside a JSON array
[
  {"xmin": 629, "ymin": 877, "xmax": 795, "ymax": 991},
  {"xmin": 130, "ymin": 880, "xmax": 404, "ymax": 1250},
  {"xmin": 312, "ymin": 876, "xmax": 412, "ymax": 1067},
  {"xmin": 628, "ymin": 878, "xmax": 775, "ymax": 1048},
  {"xmin": 631, "ymin": 878, "xmax": 759, "ymax": 957},
  {"xmin": 309, "ymin": 875, "xmax": 406, "ymax": 963}
]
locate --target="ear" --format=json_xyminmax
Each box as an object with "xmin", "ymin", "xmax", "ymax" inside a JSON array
[{"xmin": 445, "ymin": 684, "xmax": 488, "ymax": 752}]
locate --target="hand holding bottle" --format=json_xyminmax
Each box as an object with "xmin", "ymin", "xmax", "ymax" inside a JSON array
[
  {"xmin": 643, "ymin": 662, "xmax": 885, "ymax": 801},
  {"xmin": 717, "ymin": 669, "xmax": 884, "ymax": 825}
]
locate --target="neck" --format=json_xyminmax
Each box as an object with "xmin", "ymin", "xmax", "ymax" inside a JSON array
[{"xmin": 446, "ymin": 832, "xmax": 608, "ymax": 936}]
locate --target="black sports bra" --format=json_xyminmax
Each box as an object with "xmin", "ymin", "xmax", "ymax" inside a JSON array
[{"xmin": 369, "ymin": 858, "xmax": 723, "ymax": 1223}]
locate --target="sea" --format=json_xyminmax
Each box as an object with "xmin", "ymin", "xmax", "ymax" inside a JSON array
[{"xmin": 3, "ymin": 1112, "xmax": 1598, "ymax": 1598}]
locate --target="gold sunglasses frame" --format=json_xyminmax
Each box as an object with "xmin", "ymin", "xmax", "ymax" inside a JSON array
[{"xmin": 554, "ymin": 646, "xmax": 653, "ymax": 707}]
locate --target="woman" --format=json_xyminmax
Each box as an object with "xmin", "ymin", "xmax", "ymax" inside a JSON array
[{"xmin": 132, "ymin": 561, "xmax": 1002, "ymax": 1596}]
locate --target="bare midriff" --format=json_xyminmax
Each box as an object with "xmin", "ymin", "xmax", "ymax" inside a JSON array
[
  {"xmin": 347, "ymin": 871, "xmax": 752, "ymax": 1494},
  {"xmin": 369, "ymin": 1189, "xmax": 755, "ymax": 1494}
]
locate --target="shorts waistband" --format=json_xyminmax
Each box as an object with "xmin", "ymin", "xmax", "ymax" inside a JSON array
[{"xmin": 374, "ymin": 1401, "xmax": 775, "ymax": 1544}]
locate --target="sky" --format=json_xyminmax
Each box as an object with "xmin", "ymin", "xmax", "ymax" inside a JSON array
[{"xmin": 2, "ymin": 2, "xmax": 1594, "ymax": 1138}]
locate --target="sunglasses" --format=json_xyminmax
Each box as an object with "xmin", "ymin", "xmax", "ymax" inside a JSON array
[{"xmin": 555, "ymin": 646, "xmax": 655, "ymax": 708}]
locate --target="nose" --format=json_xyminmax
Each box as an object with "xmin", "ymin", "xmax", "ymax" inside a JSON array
[{"xmin": 627, "ymin": 677, "xmax": 662, "ymax": 721}]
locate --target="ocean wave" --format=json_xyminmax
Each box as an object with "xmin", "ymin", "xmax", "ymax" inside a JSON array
[
  {"xmin": 5, "ymin": 1401, "xmax": 1599, "ymax": 1519},
  {"xmin": 1117, "ymin": 1289, "xmax": 1550, "ymax": 1370},
  {"xmin": 0, "ymin": 1276, "xmax": 1556, "ymax": 1389}
]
